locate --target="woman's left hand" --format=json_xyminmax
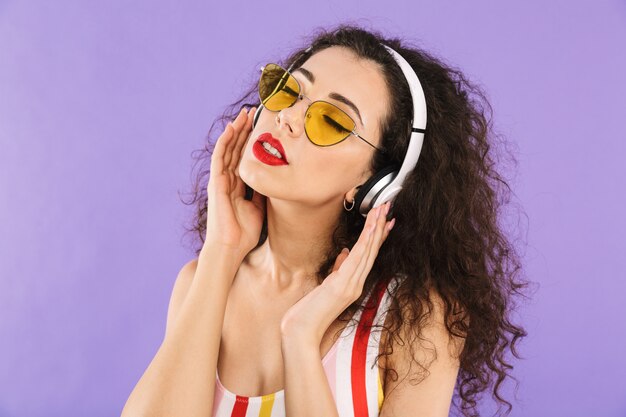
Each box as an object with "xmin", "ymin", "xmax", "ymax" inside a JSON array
[{"xmin": 280, "ymin": 201, "xmax": 395, "ymax": 347}]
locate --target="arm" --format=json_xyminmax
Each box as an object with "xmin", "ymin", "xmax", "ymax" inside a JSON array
[
  {"xmin": 281, "ymin": 336, "xmax": 340, "ymax": 417},
  {"xmin": 120, "ymin": 244, "xmax": 244, "ymax": 417},
  {"xmin": 279, "ymin": 203, "xmax": 393, "ymax": 416}
]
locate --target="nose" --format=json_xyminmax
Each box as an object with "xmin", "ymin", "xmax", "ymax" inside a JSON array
[{"xmin": 275, "ymin": 94, "xmax": 311, "ymax": 137}]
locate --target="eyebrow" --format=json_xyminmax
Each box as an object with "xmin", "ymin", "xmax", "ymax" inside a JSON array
[{"xmin": 293, "ymin": 67, "xmax": 364, "ymax": 127}]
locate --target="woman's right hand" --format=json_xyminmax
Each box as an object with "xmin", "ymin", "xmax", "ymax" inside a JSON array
[{"xmin": 204, "ymin": 107, "xmax": 266, "ymax": 258}]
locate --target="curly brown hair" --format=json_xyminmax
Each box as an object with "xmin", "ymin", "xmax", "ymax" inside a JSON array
[{"xmin": 179, "ymin": 23, "xmax": 533, "ymax": 417}]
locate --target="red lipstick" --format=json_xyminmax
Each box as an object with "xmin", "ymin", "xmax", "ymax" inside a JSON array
[{"xmin": 252, "ymin": 133, "xmax": 289, "ymax": 166}]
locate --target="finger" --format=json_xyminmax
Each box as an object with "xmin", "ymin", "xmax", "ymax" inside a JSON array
[
  {"xmin": 359, "ymin": 202, "xmax": 391, "ymax": 284},
  {"xmin": 223, "ymin": 108, "xmax": 248, "ymax": 169},
  {"xmin": 352, "ymin": 204, "xmax": 384, "ymax": 283},
  {"xmin": 382, "ymin": 213, "xmax": 395, "ymax": 240},
  {"xmin": 230, "ymin": 108, "xmax": 253, "ymax": 170},
  {"xmin": 346, "ymin": 207, "xmax": 383, "ymax": 298},
  {"xmin": 231, "ymin": 107, "xmax": 255, "ymax": 172},
  {"xmin": 210, "ymin": 123, "xmax": 234, "ymax": 174},
  {"xmin": 372, "ymin": 202, "xmax": 391, "ymax": 246},
  {"xmin": 380, "ymin": 216, "xmax": 393, "ymax": 245},
  {"xmin": 232, "ymin": 168, "xmax": 246, "ymax": 197},
  {"xmin": 337, "ymin": 206, "xmax": 379, "ymax": 284},
  {"xmin": 234, "ymin": 108, "xmax": 256, "ymax": 178},
  {"xmin": 364, "ymin": 202, "xmax": 389, "ymax": 261}
]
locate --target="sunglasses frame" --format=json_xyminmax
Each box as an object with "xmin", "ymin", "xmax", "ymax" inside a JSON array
[{"xmin": 258, "ymin": 63, "xmax": 386, "ymax": 153}]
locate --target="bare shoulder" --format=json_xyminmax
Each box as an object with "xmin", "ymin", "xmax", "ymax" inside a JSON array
[
  {"xmin": 379, "ymin": 286, "xmax": 466, "ymax": 416},
  {"xmin": 164, "ymin": 258, "xmax": 199, "ymax": 339},
  {"xmin": 386, "ymin": 287, "xmax": 465, "ymax": 369}
]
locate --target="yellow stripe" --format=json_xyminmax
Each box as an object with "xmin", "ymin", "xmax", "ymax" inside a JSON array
[{"xmin": 259, "ymin": 393, "xmax": 275, "ymax": 417}]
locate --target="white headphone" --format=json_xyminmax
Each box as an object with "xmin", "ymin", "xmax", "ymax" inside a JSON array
[{"xmin": 351, "ymin": 44, "xmax": 427, "ymax": 218}]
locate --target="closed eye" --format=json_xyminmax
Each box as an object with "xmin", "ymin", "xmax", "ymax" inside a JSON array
[
  {"xmin": 281, "ymin": 85, "xmax": 299, "ymax": 97},
  {"xmin": 323, "ymin": 115, "xmax": 351, "ymax": 134}
]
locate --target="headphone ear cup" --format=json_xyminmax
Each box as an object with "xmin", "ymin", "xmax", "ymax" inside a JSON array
[
  {"xmin": 352, "ymin": 165, "xmax": 399, "ymax": 218},
  {"xmin": 253, "ymin": 104, "xmax": 264, "ymax": 128}
]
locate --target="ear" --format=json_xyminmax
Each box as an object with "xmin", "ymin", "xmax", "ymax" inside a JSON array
[{"xmin": 344, "ymin": 184, "xmax": 363, "ymax": 205}]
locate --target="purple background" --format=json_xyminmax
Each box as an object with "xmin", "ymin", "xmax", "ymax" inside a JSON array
[{"xmin": 1, "ymin": 1, "xmax": 625, "ymax": 416}]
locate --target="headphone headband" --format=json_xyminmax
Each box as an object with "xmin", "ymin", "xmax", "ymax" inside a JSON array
[{"xmin": 359, "ymin": 44, "xmax": 427, "ymax": 216}]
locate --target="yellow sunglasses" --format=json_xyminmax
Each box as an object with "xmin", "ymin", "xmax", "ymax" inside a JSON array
[{"xmin": 258, "ymin": 63, "xmax": 385, "ymax": 152}]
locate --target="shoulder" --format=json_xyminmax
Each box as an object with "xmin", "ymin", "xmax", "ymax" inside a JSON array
[
  {"xmin": 173, "ymin": 258, "xmax": 200, "ymax": 296},
  {"xmin": 164, "ymin": 258, "xmax": 199, "ymax": 339},
  {"xmin": 379, "ymin": 286, "xmax": 466, "ymax": 417},
  {"xmin": 387, "ymin": 286, "xmax": 466, "ymax": 370}
]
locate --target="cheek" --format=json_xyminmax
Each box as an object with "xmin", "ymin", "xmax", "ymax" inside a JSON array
[{"xmin": 302, "ymin": 153, "xmax": 361, "ymax": 191}]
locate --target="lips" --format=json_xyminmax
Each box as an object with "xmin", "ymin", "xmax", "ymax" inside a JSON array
[{"xmin": 255, "ymin": 133, "xmax": 288, "ymax": 163}]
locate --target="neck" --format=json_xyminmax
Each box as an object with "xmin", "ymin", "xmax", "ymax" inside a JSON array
[{"xmin": 243, "ymin": 198, "xmax": 343, "ymax": 293}]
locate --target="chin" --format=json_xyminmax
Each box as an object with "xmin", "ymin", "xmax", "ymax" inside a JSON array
[{"xmin": 238, "ymin": 162, "xmax": 270, "ymax": 197}]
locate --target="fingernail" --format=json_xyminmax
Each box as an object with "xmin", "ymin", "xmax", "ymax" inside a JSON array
[
  {"xmin": 387, "ymin": 218, "xmax": 396, "ymax": 231},
  {"xmin": 384, "ymin": 201, "xmax": 390, "ymax": 215}
]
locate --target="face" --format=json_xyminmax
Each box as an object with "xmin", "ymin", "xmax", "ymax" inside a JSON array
[{"xmin": 239, "ymin": 46, "xmax": 390, "ymax": 208}]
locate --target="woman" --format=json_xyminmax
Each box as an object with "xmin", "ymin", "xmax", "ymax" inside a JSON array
[{"xmin": 122, "ymin": 24, "xmax": 529, "ymax": 417}]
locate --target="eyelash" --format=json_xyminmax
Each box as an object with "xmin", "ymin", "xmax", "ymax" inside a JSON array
[
  {"xmin": 284, "ymin": 76, "xmax": 350, "ymax": 133},
  {"xmin": 323, "ymin": 115, "xmax": 350, "ymax": 133}
]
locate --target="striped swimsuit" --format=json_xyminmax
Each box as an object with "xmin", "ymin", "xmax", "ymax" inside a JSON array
[{"xmin": 211, "ymin": 274, "xmax": 401, "ymax": 417}]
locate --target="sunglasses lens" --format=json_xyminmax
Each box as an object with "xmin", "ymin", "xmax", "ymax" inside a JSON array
[
  {"xmin": 305, "ymin": 101, "xmax": 355, "ymax": 146},
  {"xmin": 259, "ymin": 63, "xmax": 300, "ymax": 111},
  {"xmin": 258, "ymin": 64, "xmax": 357, "ymax": 147}
]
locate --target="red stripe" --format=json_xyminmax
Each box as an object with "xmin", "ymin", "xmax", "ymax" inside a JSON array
[
  {"xmin": 351, "ymin": 276, "xmax": 393, "ymax": 416},
  {"xmin": 231, "ymin": 396, "xmax": 249, "ymax": 417}
]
